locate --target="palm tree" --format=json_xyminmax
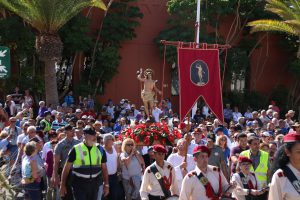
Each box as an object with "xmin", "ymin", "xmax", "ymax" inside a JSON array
[
  {"xmin": 247, "ymin": 0, "xmax": 300, "ymax": 57},
  {"xmin": 0, "ymin": 0, "xmax": 106, "ymax": 106}
]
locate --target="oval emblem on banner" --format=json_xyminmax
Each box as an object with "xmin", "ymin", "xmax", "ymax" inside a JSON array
[{"xmin": 190, "ymin": 60, "xmax": 209, "ymax": 86}]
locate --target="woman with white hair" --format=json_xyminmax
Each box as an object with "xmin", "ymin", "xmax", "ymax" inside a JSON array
[{"xmin": 103, "ymin": 133, "xmax": 124, "ymax": 200}]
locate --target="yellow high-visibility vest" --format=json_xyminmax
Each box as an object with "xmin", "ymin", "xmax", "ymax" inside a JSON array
[
  {"xmin": 72, "ymin": 142, "xmax": 102, "ymax": 179},
  {"xmin": 240, "ymin": 150, "xmax": 269, "ymax": 187}
]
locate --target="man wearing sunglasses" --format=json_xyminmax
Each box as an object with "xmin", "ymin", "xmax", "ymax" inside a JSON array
[{"xmin": 140, "ymin": 144, "xmax": 179, "ymax": 200}]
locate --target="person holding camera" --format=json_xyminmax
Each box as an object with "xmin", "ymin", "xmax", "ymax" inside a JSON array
[{"xmin": 231, "ymin": 156, "xmax": 267, "ymax": 200}]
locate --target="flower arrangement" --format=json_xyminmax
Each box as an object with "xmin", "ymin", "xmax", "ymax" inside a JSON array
[{"xmin": 120, "ymin": 122, "xmax": 182, "ymax": 146}]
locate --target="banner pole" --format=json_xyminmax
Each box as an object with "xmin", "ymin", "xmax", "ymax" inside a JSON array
[
  {"xmin": 196, "ymin": 0, "xmax": 201, "ymax": 44},
  {"xmin": 192, "ymin": 0, "xmax": 201, "ymax": 119}
]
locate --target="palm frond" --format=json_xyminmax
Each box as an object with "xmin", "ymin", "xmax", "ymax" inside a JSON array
[
  {"xmin": 247, "ymin": 19, "xmax": 298, "ymax": 36},
  {"xmin": 265, "ymin": 0, "xmax": 300, "ymax": 20},
  {"xmin": 0, "ymin": 0, "xmax": 107, "ymax": 33},
  {"xmin": 285, "ymin": 19, "xmax": 300, "ymax": 30}
]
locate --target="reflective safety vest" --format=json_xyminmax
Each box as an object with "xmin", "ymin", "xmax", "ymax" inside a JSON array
[
  {"xmin": 72, "ymin": 142, "xmax": 102, "ymax": 179},
  {"xmin": 240, "ymin": 150, "xmax": 269, "ymax": 187},
  {"xmin": 41, "ymin": 119, "xmax": 51, "ymax": 132}
]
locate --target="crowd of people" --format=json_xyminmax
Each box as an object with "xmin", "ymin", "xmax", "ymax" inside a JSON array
[{"xmin": 0, "ymin": 87, "xmax": 300, "ymax": 200}]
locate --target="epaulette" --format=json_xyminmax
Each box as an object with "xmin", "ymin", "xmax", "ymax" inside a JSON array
[
  {"xmin": 278, "ymin": 172, "xmax": 285, "ymax": 178},
  {"xmin": 147, "ymin": 169, "xmax": 151, "ymax": 173},
  {"xmin": 188, "ymin": 171, "xmax": 197, "ymax": 178},
  {"xmin": 213, "ymin": 167, "xmax": 220, "ymax": 172}
]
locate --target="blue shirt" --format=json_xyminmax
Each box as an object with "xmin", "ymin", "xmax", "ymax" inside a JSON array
[
  {"xmin": 0, "ymin": 139, "xmax": 8, "ymax": 150},
  {"xmin": 64, "ymin": 95, "xmax": 74, "ymax": 106},
  {"xmin": 224, "ymin": 108, "xmax": 233, "ymax": 120}
]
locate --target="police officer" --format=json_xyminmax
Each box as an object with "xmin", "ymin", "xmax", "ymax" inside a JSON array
[
  {"xmin": 269, "ymin": 131, "xmax": 300, "ymax": 200},
  {"xmin": 60, "ymin": 126, "xmax": 109, "ymax": 200},
  {"xmin": 140, "ymin": 144, "xmax": 179, "ymax": 200},
  {"xmin": 180, "ymin": 145, "xmax": 233, "ymax": 200},
  {"xmin": 39, "ymin": 111, "xmax": 52, "ymax": 134}
]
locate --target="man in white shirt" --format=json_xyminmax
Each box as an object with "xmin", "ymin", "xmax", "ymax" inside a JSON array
[
  {"xmin": 16, "ymin": 122, "xmax": 30, "ymax": 148},
  {"xmin": 152, "ymin": 102, "xmax": 163, "ymax": 123},
  {"xmin": 167, "ymin": 139, "xmax": 195, "ymax": 191}
]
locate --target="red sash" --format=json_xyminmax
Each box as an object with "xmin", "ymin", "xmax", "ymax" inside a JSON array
[
  {"xmin": 239, "ymin": 172, "xmax": 257, "ymax": 190},
  {"xmin": 197, "ymin": 167, "xmax": 222, "ymax": 200}
]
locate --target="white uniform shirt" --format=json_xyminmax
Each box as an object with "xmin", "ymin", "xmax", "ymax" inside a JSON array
[
  {"xmin": 231, "ymin": 172, "xmax": 260, "ymax": 200},
  {"xmin": 167, "ymin": 153, "xmax": 196, "ymax": 191},
  {"xmin": 140, "ymin": 161, "xmax": 179, "ymax": 200},
  {"xmin": 179, "ymin": 165, "xmax": 229, "ymax": 200},
  {"xmin": 268, "ymin": 163, "xmax": 300, "ymax": 200}
]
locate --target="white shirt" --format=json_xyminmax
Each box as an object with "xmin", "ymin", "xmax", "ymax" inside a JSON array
[
  {"xmin": 179, "ymin": 165, "xmax": 229, "ymax": 200},
  {"xmin": 268, "ymin": 163, "xmax": 300, "ymax": 200},
  {"xmin": 167, "ymin": 153, "xmax": 196, "ymax": 191},
  {"xmin": 187, "ymin": 143, "xmax": 198, "ymax": 155},
  {"xmin": 140, "ymin": 161, "xmax": 179, "ymax": 200},
  {"xmin": 42, "ymin": 141, "xmax": 52, "ymax": 160},
  {"xmin": 9, "ymin": 100, "xmax": 16, "ymax": 116},
  {"xmin": 17, "ymin": 133, "xmax": 26, "ymax": 145},
  {"xmin": 105, "ymin": 146, "xmax": 118, "ymax": 175},
  {"xmin": 231, "ymin": 172, "xmax": 260, "ymax": 200},
  {"xmin": 202, "ymin": 106, "xmax": 209, "ymax": 117},
  {"xmin": 152, "ymin": 107, "xmax": 163, "ymax": 122}
]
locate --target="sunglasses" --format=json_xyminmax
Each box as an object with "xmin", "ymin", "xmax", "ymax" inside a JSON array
[
  {"xmin": 154, "ymin": 152, "xmax": 165, "ymax": 156},
  {"xmin": 126, "ymin": 143, "xmax": 134, "ymax": 147},
  {"xmin": 240, "ymin": 163, "xmax": 251, "ymax": 166}
]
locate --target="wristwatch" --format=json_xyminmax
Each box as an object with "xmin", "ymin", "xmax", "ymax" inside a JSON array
[{"xmin": 104, "ymin": 184, "xmax": 110, "ymax": 188}]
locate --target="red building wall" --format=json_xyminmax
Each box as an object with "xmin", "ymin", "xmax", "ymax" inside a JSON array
[
  {"xmin": 96, "ymin": 0, "xmax": 177, "ymax": 108},
  {"xmin": 76, "ymin": 0, "xmax": 293, "ymax": 111}
]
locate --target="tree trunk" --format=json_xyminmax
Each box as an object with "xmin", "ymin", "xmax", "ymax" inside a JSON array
[
  {"xmin": 297, "ymin": 42, "xmax": 300, "ymax": 58},
  {"xmin": 44, "ymin": 59, "xmax": 59, "ymax": 106}
]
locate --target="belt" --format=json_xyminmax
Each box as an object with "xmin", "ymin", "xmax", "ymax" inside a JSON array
[
  {"xmin": 72, "ymin": 171, "xmax": 101, "ymax": 179},
  {"xmin": 148, "ymin": 194, "xmax": 165, "ymax": 200},
  {"xmin": 109, "ymin": 173, "xmax": 117, "ymax": 176}
]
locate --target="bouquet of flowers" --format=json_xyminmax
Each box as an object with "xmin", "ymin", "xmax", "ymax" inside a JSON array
[{"xmin": 120, "ymin": 122, "xmax": 182, "ymax": 146}]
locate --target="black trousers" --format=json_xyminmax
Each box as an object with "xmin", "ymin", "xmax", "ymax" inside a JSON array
[
  {"xmin": 72, "ymin": 176, "xmax": 100, "ymax": 200},
  {"xmin": 104, "ymin": 173, "xmax": 124, "ymax": 200}
]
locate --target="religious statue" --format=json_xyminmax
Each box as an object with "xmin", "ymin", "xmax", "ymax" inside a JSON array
[
  {"xmin": 196, "ymin": 63, "xmax": 205, "ymax": 86},
  {"xmin": 137, "ymin": 68, "xmax": 162, "ymax": 117}
]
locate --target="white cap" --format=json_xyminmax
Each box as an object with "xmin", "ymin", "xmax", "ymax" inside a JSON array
[
  {"xmin": 75, "ymin": 109, "xmax": 82, "ymax": 113},
  {"xmin": 51, "ymin": 110, "xmax": 58, "ymax": 116},
  {"xmin": 262, "ymin": 131, "xmax": 270, "ymax": 137}
]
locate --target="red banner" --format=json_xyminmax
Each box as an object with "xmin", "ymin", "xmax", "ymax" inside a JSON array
[{"xmin": 178, "ymin": 48, "xmax": 224, "ymax": 123}]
